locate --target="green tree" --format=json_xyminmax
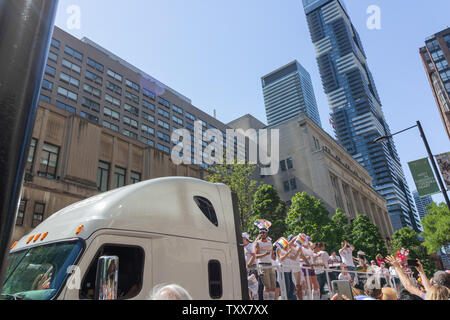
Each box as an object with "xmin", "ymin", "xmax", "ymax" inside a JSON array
[
  {"xmin": 285, "ymin": 192, "xmax": 334, "ymax": 248},
  {"xmin": 389, "ymin": 227, "xmax": 436, "ymax": 278},
  {"xmin": 206, "ymin": 160, "xmax": 259, "ymax": 231},
  {"xmin": 249, "ymin": 185, "xmax": 287, "ymax": 241},
  {"xmin": 330, "ymin": 209, "xmax": 353, "ymax": 252},
  {"xmin": 351, "ymin": 215, "xmax": 387, "ymax": 260},
  {"xmin": 421, "ymin": 202, "xmax": 450, "ymax": 254}
]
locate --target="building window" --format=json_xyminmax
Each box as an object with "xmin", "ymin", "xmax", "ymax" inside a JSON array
[
  {"xmin": 64, "ymin": 46, "xmax": 83, "ymax": 61},
  {"xmin": 83, "ymin": 83, "xmax": 101, "ymax": 98},
  {"xmin": 283, "ymin": 181, "xmax": 290, "ymax": 192},
  {"xmin": 82, "ymin": 97, "xmax": 100, "ymax": 112},
  {"xmin": 141, "ymin": 124, "xmax": 155, "ymax": 136},
  {"xmin": 106, "ymin": 81, "xmax": 122, "ymax": 95},
  {"xmin": 60, "ymin": 72, "xmax": 80, "ymax": 89},
  {"xmin": 107, "ymin": 69, "xmax": 123, "ymax": 82},
  {"xmin": 342, "ymin": 182, "xmax": 356, "ymax": 218},
  {"xmin": 124, "ymin": 103, "xmax": 139, "ymax": 116},
  {"xmin": 104, "ymin": 107, "xmax": 120, "ymax": 121},
  {"xmin": 48, "ymin": 51, "xmax": 58, "ymax": 62},
  {"xmin": 45, "ymin": 65, "xmax": 56, "ymax": 77},
  {"xmin": 142, "ymin": 111, "xmax": 155, "ymax": 123},
  {"xmin": 85, "ymin": 70, "xmax": 103, "ymax": 85},
  {"xmin": 143, "ymin": 88, "xmax": 155, "ymax": 100},
  {"xmin": 140, "ymin": 137, "xmax": 155, "ymax": 147},
  {"xmin": 185, "ymin": 111, "xmax": 196, "ymax": 121},
  {"xmin": 38, "ymin": 143, "xmax": 60, "ymax": 179},
  {"xmin": 173, "ymin": 115, "xmax": 183, "ymax": 125},
  {"xmin": 87, "ymin": 57, "xmax": 104, "ymax": 73},
  {"xmin": 158, "ymin": 97, "xmax": 170, "ymax": 108},
  {"xmin": 32, "ymin": 202, "xmax": 45, "ymax": 228},
  {"xmin": 103, "ymin": 121, "xmax": 119, "ymax": 132},
  {"xmin": 286, "ymin": 157, "xmax": 293, "ymax": 170},
  {"xmin": 157, "ymin": 143, "xmax": 170, "ymax": 153},
  {"xmin": 97, "ymin": 161, "xmax": 110, "ymax": 192},
  {"xmin": 42, "ymin": 79, "xmax": 54, "ymax": 92},
  {"xmin": 280, "ymin": 160, "xmax": 287, "ymax": 172},
  {"xmin": 313, "ymin": 136, "xmax": 321, "ymax": 151},
  {"xmin": 51, "ymin": 38, "xmax": 60, "ymax": 49},
  {"xmin": 55, "ymin": 100, "xmax": 76, "ymax": 113},
  {"xmin": 142, "ymin": 100, "xmax": 155, "ymax": 111},
  {"xmin": 158, "ymin": 108, "xmax": 170, "ymax": 119},
  {"xmin": 125, "ymin": 91, "xmax": 140, "ymax": 104},
  {"xmin": 172, "ymin": 105, "xmax": 183, "ymax": 115},
  {"xmin": 123, "ymin": 116, "xmax": 138, "ymax": 129},
  {"xmin": 57, "ymin": 86, "xmax": 78, "ymax": 102},
  {"xmin": 123, "ymin": 130, "xmax": 138, "ymax": 140},
  {"xmin": 40, "ymin": 94, "xmax": 51, "ymax": 103},
  {"xmin": 157, "ymin": 119, "xmax": 170, "ymax": 130},
  {"xmin": 330, "ymin": 173, "xmax": 345, "ymax": 210},
  {"xmin": 80, "ymin": 112, "xmax": 99, "ymax": 124},
  {"xmin": 130, "ymin": 171, "xmax": 141, "ymax": 184},
  {"xmin": 114, "ymin": 166, "xmax": 126, "ymax": 188},
  {"xmin": 16, "ymin": 200, "xmax": 27, "ymax": 226},
  {"xmin": 290, "ymin": 178, "xmax": 297, "ymax": 191},
  {"xmin": 62, "ymin": 58, "xmax": 81, "ymax": 74},
  {"xmin": 105, "ymin": 93, "xmax": 121, "ymax": 107},
  {"xmin": 157, "ymin": 131, "xmax": 170, "ymax": 143},
  {"xmin": 126, "ymin": 79, "xmax": 140, "ymax": 92}
]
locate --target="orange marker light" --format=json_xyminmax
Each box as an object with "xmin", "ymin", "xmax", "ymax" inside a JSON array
[
  {"xmin": 26, "ymin": 236, "xmax": 34, "ymax": 244},
  {"xmin": 75, "ymin": 225, "xmax": 84, "ymax": 235},
  {"xmin": 10, "ymin": 241, "xmax": 18, "ymax": 251},
  {"xmin": 41, "ymin": 232, "xmax": 48, "ymax": 241},
  {"xmin": 33, "ymin": 234, "xmax": 41, "ymax": 242}
]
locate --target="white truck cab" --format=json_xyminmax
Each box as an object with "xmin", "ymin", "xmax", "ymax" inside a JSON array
[{"xmin": 2, "ymin": 177, "xmax": 248, "ymax": 300}]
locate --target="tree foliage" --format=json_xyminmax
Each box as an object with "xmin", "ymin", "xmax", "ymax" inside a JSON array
[
  {"xmin": 389, "ymin": 227, "xmax": 436, "ymax": 278},
  {"xmin": 350, "ymin": 215, "xmax": 387, "ymax": 259},
  {"xmin": 329, "ymin": 209, "xmax": 353, "ymax": 252},
  {"xmin": 206, "ymin": 161, "xmax": 259, "ymax": 231},
  {"xmin": 421, "ymin": 202, "xmax": 450, "ymax": 255},
  {"xmin": 285, "ymin": 192, "xmax": 334, "ymax": 249},
  {"xmin": 249, "ymin": 184, "xmax": 287, "ymax": 241}
]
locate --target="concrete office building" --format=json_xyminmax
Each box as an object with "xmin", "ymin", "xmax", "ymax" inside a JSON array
[
  {"xmin": 412, "ymin": 190, "xmax": 434, "ymax": 221},
  {"xmin": 262, "ymin": 60, "xmax": 322, "ymax": 128},
  {"xmin": 420, "ymin": 27, "xmax": 450, "ymax": 140},
  {"xmin": 229, "ymin": 113, "xmax": 393, "ymax": 239},
  {"xmin": 14, "ymin": 26, "xmax": 243, "ymax": 241},
  {"xmin": 14, "ymin": 102, "xmax": 203, "ymax": 241},
  {"xmin": 302, "ymin": 0, "xmax": 420, "ymax": 232},
  {"xmin": 41, "ymin": 26, "xmax": 233, "ymax": 164}
]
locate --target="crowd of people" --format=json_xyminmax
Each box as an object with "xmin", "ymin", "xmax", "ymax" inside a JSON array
[{"xmin": 242, "ymin": 223, "xmax": 450, "ymax": 301}]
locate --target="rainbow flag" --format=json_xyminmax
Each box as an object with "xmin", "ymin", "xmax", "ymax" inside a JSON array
[
  {"xmin": 254, "ymin": 219, "xmax": 272, "ymax": 230},
  {"xmin": 276, "ymin": 237, "xmax": 289, "ymax": 250},
  {"xmin": 248, "ymin": 274, "xmax": 258, "ymax": 286},
  {"xmin": 296, "ymin": 234, "xmax": 309, "ymax": 246}
]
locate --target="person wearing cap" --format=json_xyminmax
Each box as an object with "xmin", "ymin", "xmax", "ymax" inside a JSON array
[{"xmin": 254, "ymin": 227, "xmax": 276, "ymax": 300}]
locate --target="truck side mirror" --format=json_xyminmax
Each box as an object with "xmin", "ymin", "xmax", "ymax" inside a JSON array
[{"xmin": 95, "ymin": 256, "xmax": 119, "ymax": 300}]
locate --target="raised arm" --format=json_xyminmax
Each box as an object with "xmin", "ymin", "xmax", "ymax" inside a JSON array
[
  {"xmin": 415, "ymin": 259, "xmax": 432, "ymax": 292},
  {"xmin": 386, "ymin": 255, "xmax": 423, "ymax": 298}
]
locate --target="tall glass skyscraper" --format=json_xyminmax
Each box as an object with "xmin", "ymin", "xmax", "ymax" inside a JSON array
[
  {"xmin": 412, "ymin": 190, "xmax": 433, "ymax": 221},
  {"xmin": 262, "ymin": 60, "xmax": 322, "ymax": 127},
  {"xmin": 302, "ymin": 0, "xmax": 421, "ymax": 232}
]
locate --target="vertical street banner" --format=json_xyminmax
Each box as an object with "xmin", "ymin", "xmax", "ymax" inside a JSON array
[
  {"xmin": 435, "ymin": 152, "xmax": 450, "ymax": 190},
  {"xmin": 408, "ymin": 158, "xmax": 440, "ymax": 197}
]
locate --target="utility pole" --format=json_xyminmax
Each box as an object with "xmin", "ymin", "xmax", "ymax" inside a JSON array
[{"xmin": 0, "ymin": 0, "xmax": 59, "ymax": 292}]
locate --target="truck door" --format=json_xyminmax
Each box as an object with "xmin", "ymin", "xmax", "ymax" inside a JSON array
[{"xmin": 63, "ymin": 234, "xmax": 152, "ymax": 300}]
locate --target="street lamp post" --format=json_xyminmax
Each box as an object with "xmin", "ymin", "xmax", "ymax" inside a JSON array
[{"xmin": 373, "ymin": 121, "xmax": 450, "ymax": 210}]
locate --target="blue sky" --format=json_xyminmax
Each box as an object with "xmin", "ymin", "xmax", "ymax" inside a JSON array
[{"xmin": 54, "ymin": 0, "xmax": 450, "ymax": 204}]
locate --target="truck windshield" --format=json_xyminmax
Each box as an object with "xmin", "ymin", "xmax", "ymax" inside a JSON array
[{"xmin": 1, "ymin": 241, "xmax": 83, "ymax": 300}]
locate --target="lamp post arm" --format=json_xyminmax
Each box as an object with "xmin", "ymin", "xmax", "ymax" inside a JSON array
[{"xmin": 389, "ymin": 124, "xmax": 418, "ymax": 138}]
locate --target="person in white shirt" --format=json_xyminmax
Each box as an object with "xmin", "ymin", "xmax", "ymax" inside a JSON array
[
  {"xmin": 329, "ymin": 251, "xmax": 341, "ymax": 282},
  {"xmin": 242, "ymin": 233, "xmax": 257, "ymax": 299},
  {"xmin": 287, "ymin": 235, "xmax": 306, "ymax": 300},
  {"xmin": 254, "ymin": 228, "xmax": 276, "ymax": 300},
  {"xmin": 338, "ymin": 264, "xmax": 354, "ymax": 286},
  {"xmin": 378, "ymin": 262, "xmax": 390, "ymax": 286},
  {"xmin": 302, "ymin": 242, "xmax": 321, "ymax": 300},
  {"xmin": 316, "ymin": 242, "xmax": 330, "ymax": 299},
  {"xmin": 368, "ymin": 260, "xmax": 380, "ymax": 274},
  {"xmin": 339, "ymin": 241, "xmax": 356, "ymax": 281}
]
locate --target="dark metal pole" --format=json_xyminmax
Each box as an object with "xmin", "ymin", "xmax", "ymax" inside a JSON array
[
  {"xmin": 416, "ymin": 121, "xmax": 450, "ymax": 210},
  {"xmin": 0, "ymin": 0, "xmax": 59, "ymax": 292}
]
